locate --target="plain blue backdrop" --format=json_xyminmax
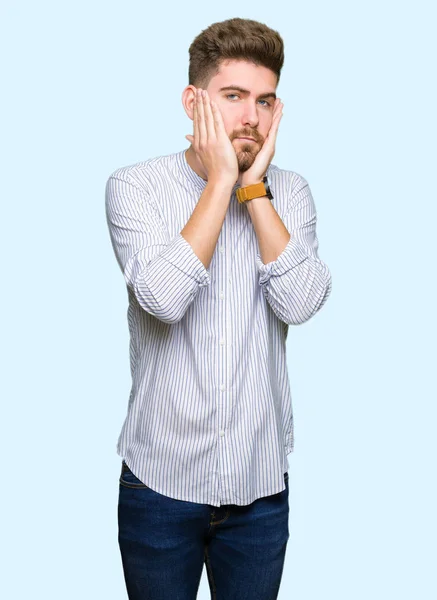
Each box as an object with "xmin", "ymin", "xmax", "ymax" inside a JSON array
[{"xmin": 2, "ymin": 1, "xmax": 436, "ymax": 598}]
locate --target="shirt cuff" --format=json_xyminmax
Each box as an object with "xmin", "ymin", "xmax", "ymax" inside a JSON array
[
  {"xmin": 160, "ymin": 232, "xmax": 211, "ymax": 287},
  {"xmin": 256, "ymin": 235, "xmax": 308, "ymax": 285}
]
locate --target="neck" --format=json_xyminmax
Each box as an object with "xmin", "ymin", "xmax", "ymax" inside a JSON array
[
  {"xmin": 184, "ymin": 145, "xmax": 245, "ymax": 188},
  {"xmin": 185, "ymin": 146, "xmax": 209, "ymax": 181}
]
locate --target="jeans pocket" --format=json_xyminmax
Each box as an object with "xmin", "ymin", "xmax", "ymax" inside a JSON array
[{"xmin": 119, "ymin": 460, "xmax": 148, "ymax": 489}]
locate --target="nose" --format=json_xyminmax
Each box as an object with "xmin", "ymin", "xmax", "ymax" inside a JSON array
[{"xmin": 241, "ymin": 101, "xmax": 259, "ymax": 129}]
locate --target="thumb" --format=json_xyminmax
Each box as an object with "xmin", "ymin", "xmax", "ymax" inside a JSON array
[{"xmin": 185, "ymin": 135, "xmax": 194, "ymax": 143}]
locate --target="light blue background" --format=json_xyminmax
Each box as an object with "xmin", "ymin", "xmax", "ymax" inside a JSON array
[{"xmin": 2, "ymin": 1, "xmax": 436, "ymax": 598}]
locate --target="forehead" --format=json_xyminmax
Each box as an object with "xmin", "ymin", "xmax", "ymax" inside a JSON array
[{"xmin": 208, "ymin": 59, "xmax": 277, "ymax": 92}]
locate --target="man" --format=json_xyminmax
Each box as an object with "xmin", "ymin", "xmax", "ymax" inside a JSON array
[{"xmin": 105, "ymin": 17, "xmax": 332, "ymax": 600}]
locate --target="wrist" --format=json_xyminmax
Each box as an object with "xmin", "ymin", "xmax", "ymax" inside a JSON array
[
  {"xmin": 239, "ymin": 173, "xmax": 266, "ymax": 186},
  {"xmin": 239, "ymin": 180, "xmax": 263, "ymax": 187},
  {"xmin": 236, "ymin": 175, "xmax": 273, "ymax": 203},
  {"xmin": 207, "ymin": 177, "xmax": 236, "ymax": 190}
]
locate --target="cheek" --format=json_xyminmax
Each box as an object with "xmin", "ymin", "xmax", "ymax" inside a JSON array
[
  {"xmin": 221, "ymin": 116, "xmax": 233, "ymax": 137},
  {"xmin": 216, "ymin": 101, "xmax": 236, "ymax": 134},
  {"xmin": 260, "ymin": 116, "xmax": 273, "ymax": 138}
]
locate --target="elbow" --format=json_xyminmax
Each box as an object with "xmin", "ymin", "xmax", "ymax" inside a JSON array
[
  {"xmin": 284, "ymin": 307, "xmax": 314, "ymax": 326},
  {"xmin": 140, "ymin": 306, "xmax": 185, "ymax": 325},
  {"xmin": 289, "ymin": 270, "xmax": 332, "ymax": 325},
  {"xmin": 156, "ymin": 308, "xmax": 188, "ymax": 325},
  {"xmin": 275, "ymin": 269, "xmax": 332, "ymax": 326},
  {"xmin": 131, "ymin": 279, "xmax": 193, "ymax": 325}
]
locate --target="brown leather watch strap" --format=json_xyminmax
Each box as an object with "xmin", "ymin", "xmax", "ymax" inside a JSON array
[{"xmin": 236, "ymin": 180, "xmax": 266, "ymax": 203}]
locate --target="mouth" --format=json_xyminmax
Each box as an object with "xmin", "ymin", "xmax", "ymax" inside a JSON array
[{"xmin": 236, "ymin": 137, "xmax": 256, "ymax": 142}]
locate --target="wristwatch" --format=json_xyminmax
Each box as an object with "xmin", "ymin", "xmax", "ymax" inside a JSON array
[{"xmin": 236, "ymin": 176, "xmax": 273, "ymax": 204}]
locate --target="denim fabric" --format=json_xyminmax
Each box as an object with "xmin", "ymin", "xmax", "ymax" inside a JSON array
[{"xmin": 118, "ymin": 460, "xmax": 290, "ymax": 599}]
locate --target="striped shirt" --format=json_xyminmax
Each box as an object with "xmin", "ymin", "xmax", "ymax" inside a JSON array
[{"xmin": 105, "ymin": 148, "xmax": 332, "ymax": 507}]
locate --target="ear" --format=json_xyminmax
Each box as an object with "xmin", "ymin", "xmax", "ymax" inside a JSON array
[{"xmin": 181, "ymin": 85, "xmax": 197, "ymax": 120}]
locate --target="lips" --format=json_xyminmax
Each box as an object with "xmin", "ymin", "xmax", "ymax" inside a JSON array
[{"xmin": 237, "ymin": 137, "xmax": 256, "ymax": 142}]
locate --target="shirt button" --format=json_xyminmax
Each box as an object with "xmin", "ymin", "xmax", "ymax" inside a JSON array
[
  {"xmin": 220, "ymin": 338, "xmax": 225, "ymax": 345},
  {"xmin": 219, "ymin": 430, "xmax": 225, "ymax": 437},
  {"xmin": 219, "ymin": 245, "xmax": 225, "ymax": 253},
  {"xmin": 219, "ymin": 291, "xmax": 225, "ymax": 299},
  {"xmin": 219, "ymin": 383, "xmax": 225, "ymax": 391}
]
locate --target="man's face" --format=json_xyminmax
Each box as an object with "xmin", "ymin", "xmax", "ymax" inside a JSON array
[{"xmin": 203, "ymin": 59, "xmax": 278, "ymax": 172}]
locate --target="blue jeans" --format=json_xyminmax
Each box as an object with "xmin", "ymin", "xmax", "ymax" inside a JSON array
[{"xmin": 118, "ymin": 460, "xmax": 290, "ymax": 600}]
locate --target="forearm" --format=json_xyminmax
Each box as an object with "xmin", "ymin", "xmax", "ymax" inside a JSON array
[
  {"xmin": 246, "ymin": 195, "xmax": 291, "ymax": 264},
  {"xmin": 181, "ymin": 178, "xmax": 235, "ymax": 269},
  {"xmin": 105, "ymin": 173, "xmax": 213, "ymax": 325},
  {"xmin": 246, "ymin": 178, "xmax": 332, "ymax": 325},
  {"xmin": 257, "ymin": 243, "xmax": 332, "ymax": 325}
]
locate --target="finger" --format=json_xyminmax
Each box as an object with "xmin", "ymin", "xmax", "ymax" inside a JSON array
[
  {"xmin": 197, "ymin": 89, "xmax": 207, "ymax": 145},
  {"xmin": 271, "ymin": 100, "xmax": 284, "ymax": 127},
  {"xmin": 275, "ymin": 99, "xmax": 284, "ymax": 118},
  {"xmin": 193, "ymin": 89, "xmax": 199, "ymax": 148},
  {"xmin": 203, "ymin": 90, "xmax": 216, "ymax": 142},
  {"xmin": 210, "ymin": 99, "xmax": 227, "ymax": 138},
  {"xmin": 268, "ymin": 113, "xmax": 282, "ymax": 142},
  {"xmin": 264, "ymin": 104, "xmax": 283, "ymax": 145},
  {"xmin": 271, "ymin": 98, "xmax": 281, "ymax": 117}
]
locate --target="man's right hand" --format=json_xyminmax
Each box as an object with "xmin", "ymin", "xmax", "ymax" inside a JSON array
[{"xmin": 185, "ymin": 88, "xmax": 239, "ymax": 187}]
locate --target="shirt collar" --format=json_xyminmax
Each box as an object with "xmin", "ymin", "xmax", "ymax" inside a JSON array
[
  {"xmin": 175, "ymin": 149, "xmax": 208, "ymax": 191},
  {"xmin": 175, "ymin": 148, "xmax": 261, "ymax": 195}
]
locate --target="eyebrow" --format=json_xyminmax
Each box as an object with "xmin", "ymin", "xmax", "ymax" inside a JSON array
[{"xmin": 218, "ymin": 85, "xmax": 277, "ymax": 101}]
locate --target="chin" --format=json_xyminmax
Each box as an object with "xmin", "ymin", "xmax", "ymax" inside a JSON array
[
  {"xmin": 234, "ymin": 148, "xmax": 258, "ymax": 172},
  {"xmin": 237, "ymin": 157, "xmax": 253, "ymax": 172}
]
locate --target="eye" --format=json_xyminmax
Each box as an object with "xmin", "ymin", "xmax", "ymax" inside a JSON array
[{"xmin": 225, "ymin": 94, "xmax": 271, "ymax": 107}]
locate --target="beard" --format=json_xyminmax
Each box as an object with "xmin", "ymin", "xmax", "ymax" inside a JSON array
[{"xmin": 233, "ymin": 139, "xmax": 261, "ymax": 172}]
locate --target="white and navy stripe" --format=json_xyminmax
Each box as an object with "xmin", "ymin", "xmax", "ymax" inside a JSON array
[{"xmin": 105, "ymin": 148, "xmax": 331, "ymax": 507}]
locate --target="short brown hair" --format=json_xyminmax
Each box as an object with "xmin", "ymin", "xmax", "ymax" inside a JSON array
[{"xmin": 188, "ymin": 18, "xmax": 284, "ymax": 89}]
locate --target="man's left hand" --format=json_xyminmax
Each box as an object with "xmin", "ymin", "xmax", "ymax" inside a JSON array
[{"xmin": 237, "ymin": 98, "xmax": 284, "ymax": 188}]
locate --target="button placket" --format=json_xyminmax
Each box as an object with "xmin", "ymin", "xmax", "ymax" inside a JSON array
[{"xmin": 216, "ymin": 219, "xmax": 231, "ymax": 504}]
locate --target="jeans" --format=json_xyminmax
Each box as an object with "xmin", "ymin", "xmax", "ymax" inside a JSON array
[{"xmin": 118, "ymin": 459, "xmax": 290, "ymax": 600}]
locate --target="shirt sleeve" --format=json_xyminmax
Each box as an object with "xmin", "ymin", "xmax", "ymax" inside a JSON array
[
  {"xmin": 255, "ymin": 174, "xmax": 332, "ymax": 325},
  {"xmin": 105, "ymin": 173, "xmax": 211, "ymax": 324}
]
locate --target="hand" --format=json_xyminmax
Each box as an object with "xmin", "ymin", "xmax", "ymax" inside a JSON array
[
  {"xmin": 237, "ymin": 98, "xmax": 284, "ymax": 187},
  {"xmin": 185, "ymin": 88, "xmax": 239, "ymax": 186}
]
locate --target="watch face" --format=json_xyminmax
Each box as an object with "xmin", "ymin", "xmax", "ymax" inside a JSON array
[{"xmin": 263, "ymin": 176, "xmax": 273, "ymax": 200}]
